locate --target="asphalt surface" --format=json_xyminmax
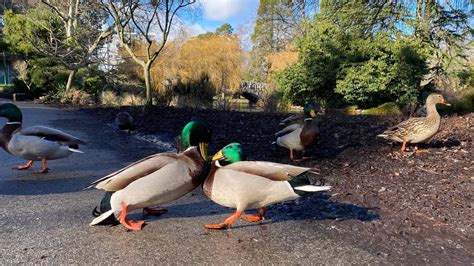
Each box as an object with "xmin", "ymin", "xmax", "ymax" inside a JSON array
[{"xmin": 0, "ymin": 101, "xmax": 384, "ymax": 264}]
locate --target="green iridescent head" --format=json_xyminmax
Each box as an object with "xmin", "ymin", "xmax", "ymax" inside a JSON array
[
  {"xmin": 212, "ymin": 143, "xmax": 245, "ymax": 166},
  {"xmin": 0, "ymin": 103, "xmax": 23, "ymax": 123},
  {"xmin": 180, "ymin": 120, "xmax": 212, "ymax": 159},
  {"xmin": 303, "ymin": 101, "xmax": 320, "ymax": 118}
]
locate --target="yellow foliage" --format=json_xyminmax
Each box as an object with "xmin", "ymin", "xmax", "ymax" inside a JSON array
[
  {"xmin": 267, "ymin": 47, "xmax": 299, "ymax": 82},
  {"xmin": 117, "ymin": 35, "xmax": 244, "ymax": 97},
  {"xmin": 177, "ymin": 35, "xmax": 244, "ymax": 93},
  {"xmin": 101, "ymin": 90, "xmax": 121, "ymax": 106}
]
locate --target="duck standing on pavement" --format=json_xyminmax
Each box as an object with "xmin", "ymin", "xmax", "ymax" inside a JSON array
[
  {"xmin": 89, "ymin": 120, "xmax": 212, "ymax": 231},
  {"xmin": 203, "ymin": 143, "xmax": 331, "ymax": 230},
  {"xmin": 0, "ymin": 103, "xmax": 86, "ymax": 174}
]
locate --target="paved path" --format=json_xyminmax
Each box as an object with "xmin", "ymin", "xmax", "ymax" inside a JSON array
[{"xmin": 0, "ymin": 102, "xmax": 383, "ymax": 264}]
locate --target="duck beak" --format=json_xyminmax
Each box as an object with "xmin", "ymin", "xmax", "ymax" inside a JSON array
[
  {"xmin": 212, "ymin": 149, "xmax": 224, "ymax": 161},
  {"xmin": 199, "ymin": 143, "xmax": 208, "ymax": 160},
  {"xmin": 442, "ymin": 99, "xmax": 451, "ymax": 106}
]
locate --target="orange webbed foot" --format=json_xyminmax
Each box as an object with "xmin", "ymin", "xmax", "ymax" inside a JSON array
[
  {"xmin": 204, "ymin": 223, "xmax": 229, "ymax": 230},
  {"xmin": 14, "ymin": 161, "xmax": 34, "ymax": 170},
  {"xmin": 415, "ymin": 149, "xmax": 430, "ymax": 154},
  {"xmin": 34, "ymin": 159, "xmax": 49, "ymax": 174},
  {"xmin": 34, "ymin": 168, "xmax": 49, "ymax": 174},
  {"xmin": 241, "ymin": 215, "xmax": 264, "ymax": 223},
  {"xmin": 118, "ymin": 201, "xmax": 146, "ymax": 231},
  {"xmin": 241, "ymin": 208, "xmax": 265, "ymax": 223},
  {"xmin": 121, "ymin": 220, "xmax": 145, "ymax": 231},
  {"xmin": 204, "ymin": 210, "xmax": 243, "ymax": 230}
]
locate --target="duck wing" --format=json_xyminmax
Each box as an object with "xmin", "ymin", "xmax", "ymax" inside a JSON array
[
  {"xmin": 20, "ymin": 126, "xmax": 86, "ymax": 146},
  {"xmin": 275, "ymin": 123, "xmax": 301, "ymax": 137},
  {"xmin": 279, "ymin": 113, "xmax": 303, "ymax": 126},
  {"xmin": 378, "ymin": 117, "xmax": 426, "ymax": 141},
  {"xmin": 222, "ymin": 161, "xmax": 310, "ymax": 181},
  {"xmin": 87, "ymin": 153, "xmax": 179, "ymax": 191}
]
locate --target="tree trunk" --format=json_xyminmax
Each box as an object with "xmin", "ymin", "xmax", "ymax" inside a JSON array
[
  {"xmin": 22, "ymin": 80, "xmax": 32, "ymax": 91},
  {"xmin": 65, "ymin": 68, "xmax": 77, "ymax": 96},
  {"xmin": 144, "ymin": 63, "xmax": 153, "ymax": 106},
  {"xmin": 66, "ymin": 0, "xmax": 75, "ymax": 38}
]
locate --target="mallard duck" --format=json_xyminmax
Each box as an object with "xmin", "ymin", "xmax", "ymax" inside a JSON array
[
  {"xmin": 202, "ymin": 143, "xmax": 331, "ymax": 229},
  {"xmin": 115, "ymin": 111, "xmax": 134, "ymax": 131},
  {"xmin": 279, "ymin": 101, "xmax": 322, "ymax": 127},
  {"xmin": 0, "ymin": 103, "xmax": 86, "ymax": 174},
  {"xmin": 275, "ymin": 103, "xmax": 321, "ymax": 161},
  {"xmin": 174, "ymin": 117, "xmax": 200, "ymax": 153},
  {"xmin": 377, "ymin": 93, "xmax": 450, "ymax": 153},
  {"xmin": 89, "ymin": 120, "xmax": 212, "ymax": 231}
]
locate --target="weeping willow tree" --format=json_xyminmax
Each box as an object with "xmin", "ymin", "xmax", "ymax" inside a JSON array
[
  {"xmin": 116, "ymin": 34, "xmax": 244, "ymax": 106},
  {"xmin": 177, "ymin": 35, "xmax": 244, "ymax": 95},
  {"xmin": 100, "ymin": 0, "xmax": 197, "ymax": 106}
]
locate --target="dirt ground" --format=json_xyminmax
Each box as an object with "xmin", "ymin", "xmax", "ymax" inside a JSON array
[{"xmin": 83, "ymin": 106, "xmax": 473, "ymax": 263}]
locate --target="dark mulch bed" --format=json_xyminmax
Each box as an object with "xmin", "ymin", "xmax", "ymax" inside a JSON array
[{"xmin": 82, "ymin": 106, "xmax": 473, "ymax": 263}]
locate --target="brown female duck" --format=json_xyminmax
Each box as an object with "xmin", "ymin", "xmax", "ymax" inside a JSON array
[{"xmin": 377, "ymin": 93, "xmax": 450, "ymax": 153}]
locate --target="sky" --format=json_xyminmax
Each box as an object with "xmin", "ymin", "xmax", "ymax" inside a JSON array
[{"xmin": 184, "ymin": 0, "xmax": 259, "ymax": 37}]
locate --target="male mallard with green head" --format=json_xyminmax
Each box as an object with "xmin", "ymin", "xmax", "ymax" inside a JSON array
[
  {"xmin": 202, "ymin": 143, "xmax": 331, "ymax": 230},
  {"xmin": 0, "ymin": 103, "xmax": 86, "ymax": 173},
  {"xmin": 377, "ymin": 93, "xmax": 450, "ymax": 153},
  {"xmin": 275, "ymin": 102, "xmax": 321, "ymax": 161},
  {"xmin": 89, "ymin": 120, "xmax": 212, "ymax": 231},
  {"xmin": 278, "ymin": 101, "xmax": 322, "ymax": 127}
]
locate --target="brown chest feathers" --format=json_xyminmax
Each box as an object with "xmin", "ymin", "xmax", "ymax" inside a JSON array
[
  {"xmin": 299, "ymin": 119, "xmax": 320, "ymax": 148},
  {"xmin": 0, "ymin": 123, "xmax": 21, "ymax": 152},
  {"xmin": 181, "ymin": 147, "xmax": 211, "ymax": 187}
]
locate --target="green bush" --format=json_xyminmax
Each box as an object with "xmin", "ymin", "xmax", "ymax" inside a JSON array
[
  {"xmin": 361, "ymin": 102, "xmax": 402, "ymax": 116},
  {"xmin": 452, "ymin": 88, "xmax": 474, "ymax": 114},
  {"xmin": 83, "ymin": 76, "xmax": 104, "ymax": 96},
  {"xmin": 277, "ymin": 21, "xmax": 346, "ymax": 107},
  {"xmin": 335, "ymin": 34, "xmax": 427, "ymax": 108},
  {"xmin": 276, "ymin": 4, "xmax": 428, "ymax": 109}
]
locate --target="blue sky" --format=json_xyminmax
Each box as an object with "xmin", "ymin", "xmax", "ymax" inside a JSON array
[{"xmin": 185, "ymin": 0, "xmax": 259, "ymax": 36}]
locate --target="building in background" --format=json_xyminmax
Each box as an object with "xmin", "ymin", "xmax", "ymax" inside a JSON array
[{"xmin": 0, "ymin": 0, "xmax": 15, "ymax": 88}]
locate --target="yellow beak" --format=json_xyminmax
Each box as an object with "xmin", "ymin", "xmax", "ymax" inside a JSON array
[
  {"xmin": 212, "ymin": 149, "xmax": 224, "ymax": 161},
  {"xmin": 441, "ymin": 98, "xmax": 451, "ymax": 106},
  {"xmin": 199, "ymin": 143, "xmax": 208, "ymax": 160},
  {"xmin": 310, "ymin": 109, "xmax": 317, "ymax": 117}
]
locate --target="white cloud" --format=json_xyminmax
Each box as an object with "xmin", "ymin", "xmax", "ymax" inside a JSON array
[
  {"xmin": 200, "ymin": 0, "xmax": 252, "ymax": 21},
  {"xmin": 187, "ymin": 23, "xmax": 207, "ymax": 36}
]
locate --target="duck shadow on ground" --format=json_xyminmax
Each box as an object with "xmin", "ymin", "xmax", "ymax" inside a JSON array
[
  {"xmin": 0, "ymin": 178, "xmax": 94, "ymax": 195},
  {"xmin": 425, "ymin": 138, "xmax": 461, "ymax": 149},
  {"xmin": 136, "ymin": 193, "xmax": 379, "ymax": 226}
]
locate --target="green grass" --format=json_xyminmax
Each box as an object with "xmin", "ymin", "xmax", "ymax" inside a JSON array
[
  {"xmin": 361, "ymin": 102, "xmax": 402, "ymax": 116},
  {"xmin": 343, "ymin": 105, "xmax": 358, "ymax": 115},
  {"xmin": 0, "ymin": 84, "xmax": 15, "ymax": 93}
]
